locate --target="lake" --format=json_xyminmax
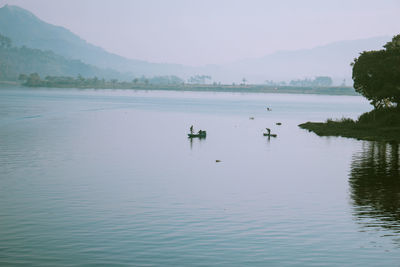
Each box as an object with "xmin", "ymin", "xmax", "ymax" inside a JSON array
[{"xmin": 0, "ymin": 88, "xmax": 399, "ymax": 266}]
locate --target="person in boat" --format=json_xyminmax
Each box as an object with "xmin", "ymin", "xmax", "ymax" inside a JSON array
[
  {"xmin": 266, "ymin": 128, "xmax": 271, "ymax": 135},
  {"xmin": 198, "ymin": 130, "xmax": 203, "ymax": 135},
  {"xmin": 190, "ymin": 125, "xmax": 194, "ymax": 134}
]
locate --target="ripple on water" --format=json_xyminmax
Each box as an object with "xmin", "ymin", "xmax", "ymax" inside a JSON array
[{"xmin": 0, "ymin": 89, "xmax": 399, "ymax": 266}]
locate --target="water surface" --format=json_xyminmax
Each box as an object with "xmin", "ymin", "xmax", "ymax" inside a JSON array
[{"xmin": 0, "ymin": 88, "xmax": 399, "ymax": 266}]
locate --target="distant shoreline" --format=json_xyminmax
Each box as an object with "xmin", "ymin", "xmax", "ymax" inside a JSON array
[
  {"xmin": 130, "ymin": 85, "xmax": 358, "ymax": 96},
  {"xmin": 1, "ymin": 82, "xmax": 359, "ymax": 96}
]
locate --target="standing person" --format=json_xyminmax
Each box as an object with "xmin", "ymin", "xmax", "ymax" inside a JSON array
[{"xmin": 190, "ymin": 125, "xmax": 194, "ymax": 134}]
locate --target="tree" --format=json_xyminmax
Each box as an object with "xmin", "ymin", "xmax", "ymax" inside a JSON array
[
  {"xmin": 0, "ymin": 34, "xmax": 12, "ymax": 48},
  {"xmin": 352, "ymin": 34, "xmax": 400, "ymax": 108},
  {"xmin": 18, "ymin": 74, "xmax": 28, "ymax": 81},
  {"xmin": 188, "ymin": 75, "xmax": 212, "ymax": 84},
  {"xmin": 26, "ymin": 73, "xmax": 42, "ymax": 86},
  {"xmin": 77, "ymin": 74, "xmax": 85, "ymax": 82},
  {"xmin": 289, "ymin": 77, "xmax": 332, "ymax": 87},
  {"xmin": 313, "ymin": 76, "xmax": 332, "ymax": 87}
]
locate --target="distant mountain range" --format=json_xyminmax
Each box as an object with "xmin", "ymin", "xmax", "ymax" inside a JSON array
[
  {"xmin": 0, "ymin": 4, "xmax": 393, "ymax": 84},
  {"xmin": 0, "ymin": 5, "xmax": 193, "ymax": 78},
  {"xmin": 222, "ymin": 36, "xmax": 390, "ymax": 84}
]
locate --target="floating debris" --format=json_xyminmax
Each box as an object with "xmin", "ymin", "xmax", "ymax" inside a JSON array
[{"xmin": 276, "ymin": 122, "xmax": 282, "ymax": 125}]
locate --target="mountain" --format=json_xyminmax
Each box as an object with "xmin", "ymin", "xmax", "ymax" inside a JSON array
[
  {"xmin": 0, "ymin": 5, "xmax": 190, "ymax": 77},
  {"xmin": 176, "ymin": 35, "xmax": 391, "ymax": 85},
  {"xmin": 0, "ymin": 35, "xmax": 127, "ymax": 81},
  {"xmin": 0, "ymin": 5, "xmax": 393, "ymax": 84},
  {"xmin": 219, "ymin": 36, "xmax": 391, "ymax": 84}
]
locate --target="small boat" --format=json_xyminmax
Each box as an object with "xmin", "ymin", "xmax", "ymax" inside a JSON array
[
  {"xmin": 264, "ymin": 128, "xmax": 276, "ymax": 137},
  {"xmin": 188, "ymin": 130, "xmax": 207, "ymax": 138}
]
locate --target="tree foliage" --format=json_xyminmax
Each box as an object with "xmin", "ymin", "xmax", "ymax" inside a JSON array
[
  {"xmin": 352, "ymin": 35, "xmax": 400, "ymax": 108},
  {"xmin": 20, "ymin": 74, "xmax": 184, "ymax": 88},
  {"xmin": 289, "ymin": 76, "xmax": 332, "ymax": 87},
  {"xmin": 188, "ymin": 75, "xmax": 212, "ymax": 84},
  {"xmin": 0, "ymin": 33, "xmax": 11, "ymax": 48}
]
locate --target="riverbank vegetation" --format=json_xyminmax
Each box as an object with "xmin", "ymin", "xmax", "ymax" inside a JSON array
[
  {"xmin": 18, "ymin": 73, "xmax": 184, "ymax": 88},
  {"xmin": 299, "ymin": 107, "xmax": 400, "ymax": 142},
  {"xmin": 300, "ymin": 34, "xmax": 400, "ymax": 142},
  {"xmin": 16, "ymin": 73, "xmax": 357, "ymax": 95}
]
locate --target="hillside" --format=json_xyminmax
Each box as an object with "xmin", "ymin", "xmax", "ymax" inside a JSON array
[
  {"xmin": 0, "ymin": 5, "xmax": 189, "ymax": 77},
  {"xmin": 0, "ymin": 34, "xmax": 128, "ymax": 81}
]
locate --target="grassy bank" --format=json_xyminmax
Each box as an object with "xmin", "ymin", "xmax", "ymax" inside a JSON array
[{"xmin": 299, "ymin": 107, "xmax": 400, "ymax": 142}]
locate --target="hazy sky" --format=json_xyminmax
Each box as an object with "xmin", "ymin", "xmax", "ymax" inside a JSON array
[{"xmin": 1, "ymin": 0, "xmax": 399, "ymax": 66}]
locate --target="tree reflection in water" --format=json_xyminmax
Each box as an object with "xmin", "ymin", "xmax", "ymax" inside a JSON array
[{"xmin": 349, "ymin": 141, "xmax": 400, "ymax": 236}]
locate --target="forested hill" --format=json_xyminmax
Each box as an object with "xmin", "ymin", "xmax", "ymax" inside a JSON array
[
  {"xmin": 0, "ymin": 5, "xmax": 189, "ymax": 77},
  {"xmin": 0, "ymin": 34, "xmax": 127, "ymax": 81}
]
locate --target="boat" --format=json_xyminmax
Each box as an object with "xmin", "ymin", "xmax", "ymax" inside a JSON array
[
  {"xmin": 263, "ymin": 127, "xmax": 276, "ymax": 137},
  {"xmin": 188, "ymin": 130, "xmax": 207, "ymax": 138}
]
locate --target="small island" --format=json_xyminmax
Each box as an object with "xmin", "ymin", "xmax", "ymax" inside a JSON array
[{"xmin": 300, "ymin": 35, "xmax": 400, "ymax": 143}]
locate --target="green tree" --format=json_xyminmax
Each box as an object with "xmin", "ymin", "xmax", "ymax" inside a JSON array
[
  {"xmin": 18, "ymin": 73, "xmax": 28, "ymax": 81},
  {"xmin": 313, "ymin": 76, "xmax": 332, "ymax": 87},
  {"xmin": 26, "ymin": 73, "xmax": 42, "ymax": 87},
  {"xmin": 188, "ymin": 75, "xmax": 212, "ymax": 84},
  {"xmin": 0, "ymin": 34, "xmax": 11, "ymax": 48},
  {"xmin": 77, "ymin": 74, "xmax": 85, "ymax": 82},
  {"xmin": 352, "ymin": 34, "xmax": 400, "ymax": 108}
]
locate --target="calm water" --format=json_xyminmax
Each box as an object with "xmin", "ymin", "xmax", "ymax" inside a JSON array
[{"xmin": 0, "ymin": 88, "xmax": 399, "ymax": 266}]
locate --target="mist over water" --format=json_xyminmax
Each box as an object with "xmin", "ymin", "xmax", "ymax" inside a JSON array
[{"xmin": 0, "ymin": 88, "xmax": 399, "ymax": 266}]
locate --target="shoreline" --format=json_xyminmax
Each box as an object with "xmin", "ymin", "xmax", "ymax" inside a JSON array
[
  {"xmin": 299, "ymin": 121, "xmax": 400, "ymax": 143},
  {"xmin": 0, "ymin": 83, "xmax": 359, "ymax": 96}
]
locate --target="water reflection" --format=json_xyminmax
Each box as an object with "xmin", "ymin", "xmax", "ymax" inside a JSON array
[
  {"xmin": 349, "ymin": 142, "xmax": 400, "ymax": 235},
  {"xmin": 188, "ymin": 135, "xmax": 206, "ymax": 149}
]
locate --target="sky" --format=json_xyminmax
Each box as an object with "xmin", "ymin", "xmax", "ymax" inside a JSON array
[{"xmin": 1, "ymin": 0, "xmax": 399, "ymax": 66}]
